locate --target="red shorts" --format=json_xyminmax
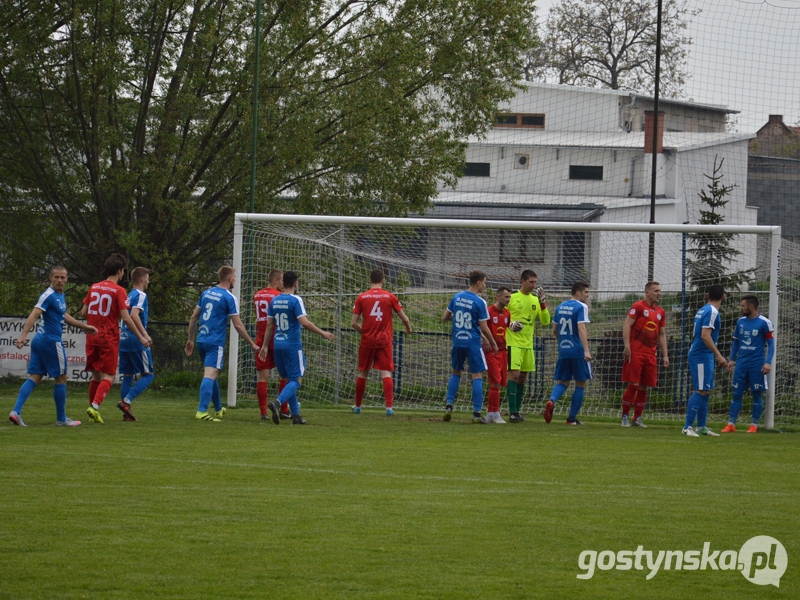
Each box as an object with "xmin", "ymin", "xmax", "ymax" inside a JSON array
[
  {"xmin": 85, "ymin": 341, "xmax": 119, "ymax": 375},
  {"xmin": 358, "ymin": 344, "xmax": 394, "ymax": 372},
  {"xmin": 622, "ymin": 352, "xmax": 658, "ymax": 388},
  {"xmin": 256, "ymin": 351, "xmax": 276, "ymax": 371},
  {"xmin": 486, "ymin": 349, "xmax": 508, "ymax": 386}
]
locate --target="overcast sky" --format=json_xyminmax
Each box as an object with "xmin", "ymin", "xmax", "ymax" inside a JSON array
[{"xmin": 533, "ymin": 0, "xmax": 800, "ymax": 131}]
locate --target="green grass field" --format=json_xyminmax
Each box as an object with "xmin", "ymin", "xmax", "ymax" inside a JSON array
[{"xmin": 1, "ymin": 383, "xmax": 798, "ymax": 599}]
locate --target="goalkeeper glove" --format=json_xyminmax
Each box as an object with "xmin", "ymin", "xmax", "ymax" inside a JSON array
[
  {"xmin": 535, "ymin": 287, "xmax": 547, "ymax": 309},
  {"xmin": 510, "ymin": 321, "xmax": 524, "ymax": 332}
]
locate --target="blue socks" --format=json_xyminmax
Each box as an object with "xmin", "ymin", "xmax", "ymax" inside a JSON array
[
  {"xmin": 568, "ymin": 387, "xmax": 585, "ymax": 422},
  {"xmin": 751, "ymin": 391, "xmax": 763, "ymax": 424},
  {"xmin": 684, "ymin": 392, "xmax": 707, "ymax": 429},
  {"xmin": 278, "ymin": 380, "xmax": 301, "ymax": 415},
  {"xmin": 198, "ymin": 377, "xmax": 215, "ymax": 412},
  {"xmin": 729, "ymin": 390, "xmax": 744, "ymax": 424},
  {"xmin": 54, "ymin": 384, "xmax": 67, "ymax": 422},
  {"xmin": 550, "ymin": 383, "xmax": 568, "ymax": 404},
  {"xmin": 123, "ymin": 374, "xmax": 154, "ymax": 403},
  {"xmin": 446, "ymin": 374, "xmax": 460, "ymax": 404},
  {"xmin": 471, "ymin": 378, "xmax": 483, "ymax": 413},
  {"xmin": 211, "ymin": 379, "xmax": 222, "ymax": 412},
  {"xmin": 121, "ymin": 375, "xmax": 133, "ymax": 401},
  {"xmin": 13, "ymin": 378, "xmax": 37, "ymax": 414}
]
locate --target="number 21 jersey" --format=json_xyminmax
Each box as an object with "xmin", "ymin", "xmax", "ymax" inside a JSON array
[{"xmin": 353, "ymin": 289, "xmax": 403, "ymax": 348}]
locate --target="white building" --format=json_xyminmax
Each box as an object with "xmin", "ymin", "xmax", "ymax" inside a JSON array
[{"xmin": 427, "ymin": 82, "xmax": 758, "ymax": 292}]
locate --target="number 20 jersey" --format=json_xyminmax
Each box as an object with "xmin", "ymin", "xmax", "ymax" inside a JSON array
[
  {"xmin": 83, "ymin": 280, "xmax": 129, "ymax": 346},
  {"xmin": 353, "ymin": 289, "xmax": 403, "ymax": 348}
]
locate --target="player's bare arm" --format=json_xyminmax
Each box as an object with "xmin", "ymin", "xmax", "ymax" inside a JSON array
[
  {"xmin": 578, "ymin": 322, "xmax": 592, "ymax": 361},
  {"xmin": 397, "ymin": 308, "xmax": 412, "ymax": 334},
  {"xmin": 129, "ymin": 307, "xmax": 152, "ymax": 346},
  {"xmin": 185, "ymin": 306, "xmax": 201, "ymax": 356},
  {"xmin": 622, "ymin": 314, "xmax": 635, "ymax": 362},
  {"xmin": 442, "ymin": 309, "xmax": 452, "ymax": 322},
  {"xmin": 231, "ymin": 315, "xmax": 260, "ymax": 351},
  {"xmin": 350, "ymin": 312, "xmax": 363, "ymax": 334},
  {"xmin": 701, "ymin": 327, "xmax": 726, "ymax": 365},
  {"xmin": 479, "ymin": 320, "xmax": 498, "ymax": 353},
  {"xmin": 63, "ymin": 313, "xmax": 97, "ymax": 336},
  {"xmin": 120, "ymin": 309, "xmax": 151, "ymax": 348},
  {"xmin": 658, "ymin": 326, "xmax": 669, "ymax": 367},
  {"xmin": 14, "ymin": 307, "xmax": 44, "ymax": 348},
  {"xmin": 762, "ymin": 362, "xmax": 772, "ymax": 375},
  {"xmin": 258, "ymin": 318, "xmax": 274, "ymax": 361},
  {"xmin": 299, "ymin": 315, "xmax": 334, "ymax": 342}
]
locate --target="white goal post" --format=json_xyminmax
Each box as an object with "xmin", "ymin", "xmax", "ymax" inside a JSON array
[{"xmin": 227, "ymin": 213, "xmax": 782, "ymax": 429}]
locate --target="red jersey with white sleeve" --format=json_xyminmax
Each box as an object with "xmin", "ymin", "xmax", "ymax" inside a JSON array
[
  {"xmin": 353, "ymin": 288, "xmax": 403, "ymax": 348},
  {"xmin": 487, "ymin": 304, "xmax": 510, "ymax": 351},
  {"xmin": 628, "ymin": 300, "xmax": 666, "ymax": 356},
  {"xmin": 83, "ymin": 280, "xmax": 129, "ymax": 346},
  {"xmin": 254, "ymin": 287, "xmax": 282, "ymax": 348}
]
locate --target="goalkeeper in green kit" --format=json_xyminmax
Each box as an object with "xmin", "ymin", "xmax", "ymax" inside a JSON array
[{"xmin": 505, "ymin": 270, "xmax": 551, "ymax": 422}]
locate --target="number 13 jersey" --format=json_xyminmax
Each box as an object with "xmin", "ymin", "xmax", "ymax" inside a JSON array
[{"xmin": 353, "ymin": 289, "xmax": 403, "ymax": 348}]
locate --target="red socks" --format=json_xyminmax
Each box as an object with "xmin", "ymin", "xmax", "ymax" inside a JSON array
[
  {"xmin": 355, "ymin": 377, "xmax": 366, "ymax": 407},
  {"xmin": 621, "ymin": 384, "xmax": 637, "ymax": 416},
  {"xmin": 257, "ymin": 382, "xmax": 268, "ymax": 415},
  {"xmin": 382, "ymin": 377, "xmax": 393, "ymax": 409},
  {"xmin": 92, "ymin": 379, "xmax": 112, "ymax": 407},
  {"xmin": 634, "ymin": 389, "xmax": 648, "ymax": 421},
  {"xmin": 488, "ymin": 384, "xmax": 501, "ymax": 413}
]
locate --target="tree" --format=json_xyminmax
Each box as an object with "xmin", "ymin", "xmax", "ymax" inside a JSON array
[
  {"xmin": 525, "ymin": 0, "xmax": 695, "ymax": 97},
  {"xmin": 687, "ymin": 156, "xmax": 753, "ymax": 298},
  {"xmin": 0, "ymin": 0, "xmax": 536, "ymax": 317}
]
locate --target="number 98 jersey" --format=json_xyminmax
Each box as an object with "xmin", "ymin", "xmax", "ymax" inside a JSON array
[{"xmin": 447, "ymin": 290, "xmax": 489, "ymax": 349}]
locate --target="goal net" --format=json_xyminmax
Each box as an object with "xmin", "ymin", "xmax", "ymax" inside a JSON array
[{"xmin": 228, "ymin": 214, "xmax": 792, "ymax": 428}]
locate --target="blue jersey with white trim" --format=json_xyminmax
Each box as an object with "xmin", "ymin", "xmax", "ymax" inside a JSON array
[
  {"xmin": 120, "ymin": 288, "xmax": 149, "ymax": 352},
  {"xmin": 732, "ymin": 315, "xmax": 774, "ymax": 369},
  {"xmin": 688, "ymin": 304, "xmax": 721, "ymax": 360},
  {"xmin": 268, "ymin": 293, "xmax": 307, "ymax": 350},
  {"xmin": 33, "ymin": 287, "xmax": 66, "ymax": 343},
  {"xmin": 447, "ymin": 291, "xmax": 489, "ymax": 349},
  {"xmin": 555, "ymin": 299, "xmax": 590, "ymax": 359},
  {"xmin": 196, "ymin": 286, "xmax": 239, "ymax": 346}
]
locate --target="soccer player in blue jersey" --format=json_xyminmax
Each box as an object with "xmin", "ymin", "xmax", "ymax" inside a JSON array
[
  {"xmin": 117, "ymin": 267, "xmax": 154, "ymax": 421},
  {"xmin": 722, "ymin": 295, "xmax": 775, "ymax": 433},
  {"xmin": 683, "ymin": 285, "xmax": 727, "ymax": 437},
  {"xmin": 258, "ymin": 271, "xmax": 334, "ymax": 425},
  {"xmin": 544, "ymin": 281, "xmax": 592, "ymax": 425},
  {"xmin": 442, "ymin": 270, "xmax": 498, "ymax": 424},
  {"xmin": 9, "ymin": 266, "xmax": 97, "ymax": 426},
  {"xmin": 186, "ymin": 266, "xmax": 259, "ymax": 422}
]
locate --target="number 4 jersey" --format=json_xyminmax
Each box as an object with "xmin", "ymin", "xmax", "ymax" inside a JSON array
[
  {"xmin": 353, "ymin": 289, "xmax": 403, "ymax": 348},
  {"xmin": 83, "ymin": 280, "xmax": 130, "ymax": 346}
]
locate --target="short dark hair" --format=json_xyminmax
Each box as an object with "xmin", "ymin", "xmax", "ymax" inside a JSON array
[
  {"xmin": 131, "ymin": 267, "xmax": 151, "ymax": 283},
  {"xmin": 741, "ymin": 294, "xmax": 759, "ymax": 309},
  {"xmin": 497, "ymin": 286, "xmax": 512, "ymax": 295},
  {"xmin": 520, "ymin": 269, "xmax": 537, "ymax": 281},
  {"xmin": 217, "ymin": 265, "xmax": 235, "ymax": 282},
  {"xmin": 469, "ymin": 270, "xmax": 487, "ymax": 286},
  {"xmin": 103, "ymin": 253, "xmax": 127, "ymax": 278},
  {"xmin": 707, "ymin": 284, "xmax": 725, "ymax": 301},
  {"xmin": 370, "ymin": 269, "xmax": 385, "ymax": 284},
  {"xmin": 268, "ymin": 269, "xmax": 283, "ymax": 285},
  {"xmin": 50, "ymin": 265, "xmax": 67, "ymax": 275},
  {"xmin": 645, "ymin": 280, "xmax": 660, "ymax": 291},
  {"xmin": 571, "ymin": 280, "xmax": 590, "ymax": 295},
  {"xmin": 283, "ymin": 271, "xmax": 298, "ymax": 289}
]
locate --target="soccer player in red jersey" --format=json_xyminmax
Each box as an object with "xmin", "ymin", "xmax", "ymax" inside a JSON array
[
  {"xmin": 620, "ymin": 280, "xmax": 669, "ymax": 428},
  {"xmin": 483, "ymin": 286, "xmax": 511, "ymax": 423},
  {"xmin": 350, "ymin": 269, "xmax": 412, "ymax": 415},
  {"xmin": 254, "ymin": 269, "xmax": 289, "ymax": 422},
  {"xmin": 83, "ymin": 254, "xmax": 152, "ymax": 423}
]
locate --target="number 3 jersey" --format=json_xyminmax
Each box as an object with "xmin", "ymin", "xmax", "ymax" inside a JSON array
[
  {"xmin": 83, "ymin": 280, "xmax": 130, "ymax": 346},
  {"xmin": 554, "ymin": 299, "xmax": 590, "ymax": 359},
  {"xmin": 196, "ymin": 286, "xmax": 239, "ymax": 346},
  {"xmin": 267, "ymin": 293, "xmax": 307, "ymax": 350},
  {"xmin": 352, "ymin": 289, "xmax": 403, "ymax": 348},
  {"xmin": 447, "ymin": 290, "xmax": 489, "ymax": 349}
]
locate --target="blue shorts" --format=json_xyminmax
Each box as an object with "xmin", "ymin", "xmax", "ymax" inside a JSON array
[
  {"xmin": 274, "ymin": 348, "xmax": 306, "ymax": 381},
  {"xmin": 197, "ymin": 342, "xmax": 225, "ymax": 370},
  {"xmin": 553, "ymin": 357, "xmax": 593, "ymax": 382},
  {"xmin": 28, "ymin": 335, "xmax": 67, "ymax": 378},
  {"xmin": 689, "ymin": 356, "xmax": 715, "ymax": 391},
  {"xmin": 119, "ymin": 348, "xmax": 154, "ymax": 375},
  {"xmin": 733, "ymin": 363, "xmax": 767, "ymax": 393},
  {"xmin": 451, "ymin": 346, "xmax": 487, "ymax": 374}
]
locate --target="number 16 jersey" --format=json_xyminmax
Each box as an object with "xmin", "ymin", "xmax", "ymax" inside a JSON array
[
  {"xmin": 268, "ymin": 293, "xmax": 307, "ymax": 350},
  {"xmin": 353, "ymin": 289, "xmax": 403, "ymax": 348}
]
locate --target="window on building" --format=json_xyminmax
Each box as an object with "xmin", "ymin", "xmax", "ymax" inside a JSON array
[
  {"xmin": 463, "ymin": 162, "xmax": 490, "ymax": 177},
  {"xmin": 569, "ymin": 165, "xmax": 603, "ymax": 180},
  {"xmin": 495, "ymin": 113, "xmax": 546, "ymax": 128},
  {"xmin": 500, "ymin": 230, "xmax": 545, "ymax": 263}
]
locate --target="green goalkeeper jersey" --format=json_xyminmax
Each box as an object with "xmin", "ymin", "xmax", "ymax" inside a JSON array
[{"xmin": 505, "ymin": 290, "xmax": 551, "ymax": 349}]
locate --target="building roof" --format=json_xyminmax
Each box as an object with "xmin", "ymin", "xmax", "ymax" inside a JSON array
[
  {"xmin": 513, "ymin": 81, "xmax": 739, "ymax": 114},
  {"xmin": 467, "ymin": 129, "xmax": 754, "ymax": 152}
]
